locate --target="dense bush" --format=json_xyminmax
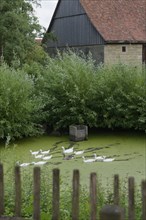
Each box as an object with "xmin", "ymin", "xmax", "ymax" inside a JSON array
[
  {"xmin": 0, "ymin": 63, "xmax": 44, "ymax": 143},
  {"xmin": 39, "ymin": 51, "xmax": 146, "ymax": 132},
  {"xmin": 93, "ymin": 65, "xmax": 146, "ymax": 130},
  {"xmin": 0, "ymin": 51, "xmax": 145, "ymax": 141},
  {"xmin": 41, "ymin": 51, "xmax": 98, "ymax": 131}
]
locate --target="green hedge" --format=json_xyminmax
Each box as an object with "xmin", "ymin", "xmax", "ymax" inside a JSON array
[
  {"xmin": 0, "ymin": 63, "xmax": 44, "ymax": 143},
  {"xmin": 40, "ymin": 51, "xmax": 146, "ymax": 132},
  {"xmin": 93, "ymin": 65, "xmax": 146, "ymax": 130},
  {"xmin": 0, "ymin": 51, "xmax": 145, "ymax": 141},
  {"xmin": 41, "ymin": 51, "xmax": 98, "ymax": 130}
]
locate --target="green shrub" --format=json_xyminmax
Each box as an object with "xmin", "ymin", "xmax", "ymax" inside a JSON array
[
  {"xmin": 94, "ymin": 64, "xmax": 146, "ymax": 131},
  {"xmin": 39, "ymin": 51, "xmax": 146, "ymax": 132},
  {"xmin": 41, "ymin": 50, "xmax": 98, "ymax": 131},
  {"xmin": 0, "ymin": 51, "xmax": 145, "ymax": 140},
  {"xmin": 0, "ymin": 63, "xmax": 44, "ymax": 142}
]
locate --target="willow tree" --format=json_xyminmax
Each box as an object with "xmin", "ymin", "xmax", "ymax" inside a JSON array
[{"xmin": 0, "ymin": 0, "xmax": 42, "ymax": 65}]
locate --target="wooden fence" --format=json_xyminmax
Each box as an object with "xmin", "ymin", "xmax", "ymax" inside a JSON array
[{"xmin": 0, "ymin": 163, "xmax": 146, "ymax": 220}]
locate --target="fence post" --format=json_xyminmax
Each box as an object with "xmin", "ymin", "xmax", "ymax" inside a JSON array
[
  {"xmin": 128, "ymin": 177, "xmax": 135, "ymax": 220},
  {"xmin": 90, "ymin": 172, "xmax": 97, "ymax": 220},
  {"xmin": 52, "ymin": 168, "xmax": 60, "ymax": 220},
  {"xmin": 114, "ymin": 174, "xmax": 119, "ymax": 205},
  {"xmin": 33, "ymin": 166, "xmax": 41, "ymax": 220},
  {"xmin": 72, "ymin": 169, "xmax": 80, "ymax": 220},
  {"xmin": 0, "ymin": 163, "xmax": 4, "ymax": 216},
  {"xmin": 100, "ymin": 205, "xmax": 125, "ymax": 220},
  {"xmin": 14, "ymin": 165, "xmax": 21, "ymax": 216},
  {"xmin": 142, "ymin": 180, "xmax": 146, "ymax": 220}
]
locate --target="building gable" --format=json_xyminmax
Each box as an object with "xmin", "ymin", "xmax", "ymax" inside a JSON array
[
  {"xmin": 46, "ymin": 0, "xmax": 105, "ymax": 48},
  {"xmin": 44, "ymin": 0, "xmax": 146, "ymax": 66}
]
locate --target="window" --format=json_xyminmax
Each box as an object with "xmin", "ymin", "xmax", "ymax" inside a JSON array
[{"xmin": 122, "ymin": 46, "xmax": 126, "ymax": 52}]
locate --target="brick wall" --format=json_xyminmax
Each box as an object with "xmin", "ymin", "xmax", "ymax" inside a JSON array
[{"xmin": 104, "ymin": 44, "xmax": 142, "ymax": 66}]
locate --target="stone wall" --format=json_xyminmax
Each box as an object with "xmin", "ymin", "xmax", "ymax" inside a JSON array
[{"xmin": 104, "ymin": 44, "xmax": 142, "ymax": 66}]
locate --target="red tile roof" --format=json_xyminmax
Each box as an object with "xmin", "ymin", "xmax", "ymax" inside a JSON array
[{"xmin": 80, "ymin": 0, "xmax": 146, "ymax": 42}]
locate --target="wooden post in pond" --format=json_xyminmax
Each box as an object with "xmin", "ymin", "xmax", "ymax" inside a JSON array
[
  {"xmin": 72, "ymin": 170, "xmax": 80, "ymax": 220},
  {"xmin": 114, "ymin": 174, "xmax": 119, "ymax": 205},
  {"xmin": 33, "ymin": 167, "xmax": 41, "ymax": 220},
  {"xmin": 128, "ymin": 177, "xmax": 135, "ymax": 220},
  {"xmin": 52, "ymin": 169, "xmax": 60, "ymax": 220},
  {"xmin": 142, "ymin": 180, "xmax": 146, "ymax": 220},
  {"xmin": 90, "ymin": 172, "xmax": 97, "ymax": 220},
  {"xmin": 100, "ymin": 205, "xmax": 125, "ymax": 220},
  {"xmin": 14, "ymin": 165, "xmax": 21, "ymax": 216},
  {"xmin": 0, "ymin": 163, "xmax": 4, "ymax": 216}
]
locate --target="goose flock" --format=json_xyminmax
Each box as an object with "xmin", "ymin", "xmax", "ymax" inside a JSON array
[
  {"xmin": 16, "ymin": 149, "xmax": 52, "ymax": 167},
  {"xmin": 62, "ymin": 147, "xmax": 115, "ymax": 163},
  {"xmin": 16, "ymin": 146, "xmax": 115, "ymax": 167}
]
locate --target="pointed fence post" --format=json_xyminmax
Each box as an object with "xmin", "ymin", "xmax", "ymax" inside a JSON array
[
  {"xmin": 33, "ymin": 166, "xmax": 41, "ymax": 220},
  {"xmin": 90, "ymin": 172, "xmax": 97, "ymax": 220},
  {"xmin": 52, "ymin": 168, "xmax": 60, "ymax": 220},
  {"xmin": 0, "ymin": 163, "xmax": 4, "ymax": 216},
  {"xmin": 14, "ymin": 165, "xmax": 21, "ymax": 217},
  {"xmin": 100, "ymin": 205, "xmax": 125, "ymax": 220},
  {"xmin": 72, "ymin": 169, "xmax": 80, "ymax": 220}
]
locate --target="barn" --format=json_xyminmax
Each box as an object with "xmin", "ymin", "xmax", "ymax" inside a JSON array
[{"xmin": 44, "ymin": 0, "xmax": 146, "ymax": 66}]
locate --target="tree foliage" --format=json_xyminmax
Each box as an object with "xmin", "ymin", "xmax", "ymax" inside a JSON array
[
  {"xmin": 40, "ymin": 51, "xmax": 98, "ymax": 131},
  {"xmin": 0, "ymin": 63, "xmax": 44, "ymax": 142},
  {"xmin": 0, "ymin": 51, "xmax": 145, "ymax": 141},
  {"xmin": 0, "ymin": 0, "xmax": 42, "ymax": 65},
  {"xmin": 93, "ymin": 65, "xmax": 146, "ymax": 130},
  {"xmin": 36, "ymin": 51, "xmax": 146, "ymax": 132}
]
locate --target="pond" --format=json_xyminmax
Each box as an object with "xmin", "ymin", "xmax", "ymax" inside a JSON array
[{"xmin": 0, "ymin": 130, "xmax": 145, "ymax": 189}]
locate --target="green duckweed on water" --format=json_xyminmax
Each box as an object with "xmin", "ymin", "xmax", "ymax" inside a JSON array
[{"xmin": 0, "ymin": 130, "xmax": 145, "ymax": 189}]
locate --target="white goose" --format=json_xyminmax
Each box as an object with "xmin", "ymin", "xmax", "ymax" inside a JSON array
[
  {"xmin": 30, "ymin": 150, "xmax": 40, "ymax": 155},
  {"xmin": 16, "ymin": 161, "xmax": 31, "ymax": 167},
  {"xmin": 103, "ymin": 158, "xmax": 115, "ymax": 162},
  {"xmin": 82, "ymin": 156, "xmax": 96, "ymax": 163},
  {"xmin": 62, "ymin": 146, "xmax": 74, "ymax": 154},
  {"xmin": 35, "ymin": 154, "xmax": 44, "ymax": 159},
  {"xmin": 42, "ymin": 155, "xmax": 52, "ymax": 160},
  {"xmin": 74, "ymin": 150, "xmax": 84, "ymax": 155},
  {"xmin": 93, "ymin": 154, "xmax": 106, "ymax": 162},
  {"xmin": 33, "ymin": 161, "xmax": 48, "ymax": 165},
  {"xmin": 40, "ymin": 149, "xmax": 50, "ymax": 155}
]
